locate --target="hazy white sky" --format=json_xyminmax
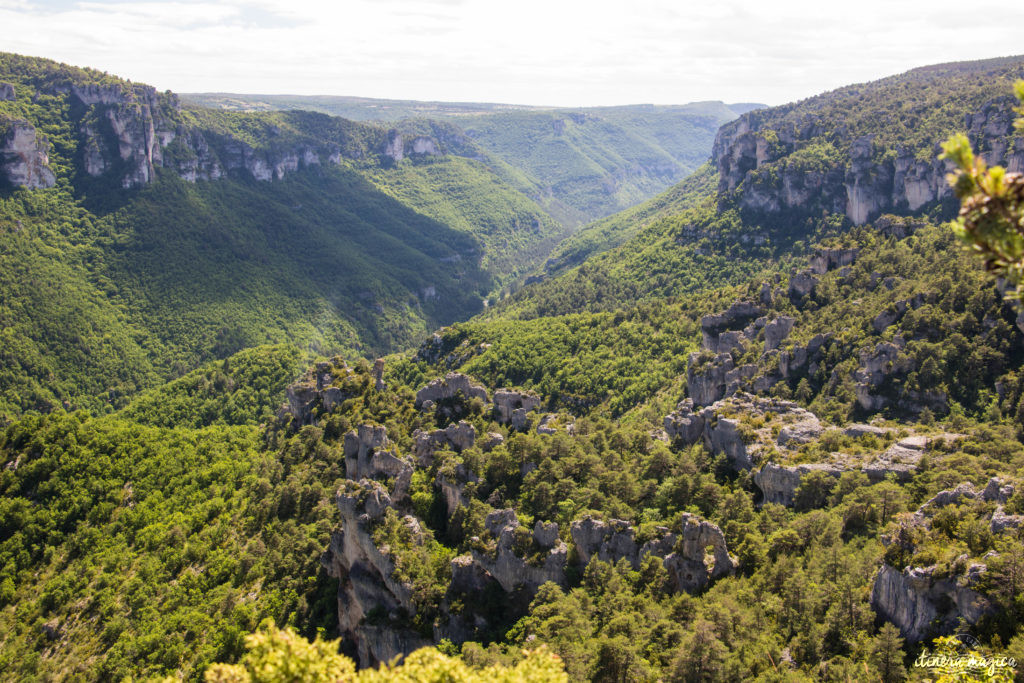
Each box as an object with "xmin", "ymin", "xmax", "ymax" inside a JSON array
[{"xmin": 2, "ymin": 0, "xmax": 1023, "ymax": 107}]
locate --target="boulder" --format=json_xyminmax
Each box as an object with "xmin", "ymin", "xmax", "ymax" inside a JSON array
[{"xmin": 0, "ymin": 82, "xmax": 15, "ymax": 101}]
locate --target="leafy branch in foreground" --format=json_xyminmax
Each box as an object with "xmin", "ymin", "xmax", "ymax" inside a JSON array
[
  {"xmin": 201, "ymin": 624, "xmax": 568, "ymax": 683},
  {"xmin": 941, "ymin": 81, "xmax": 1024, "ymax": 295}
]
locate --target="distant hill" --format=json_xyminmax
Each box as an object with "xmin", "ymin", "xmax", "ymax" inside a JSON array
[
  {"xmin": 0, "ymin": 52, "xmax": 568, "ymax": 414},
  {"xmin": 184, "ymin": 92, "xmax": 760, "ymax": 227}
]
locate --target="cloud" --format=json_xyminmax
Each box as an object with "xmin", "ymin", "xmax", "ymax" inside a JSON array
[{"xmin": 0, "ymin": 0, "xmax": 1022, "ymax": 106}]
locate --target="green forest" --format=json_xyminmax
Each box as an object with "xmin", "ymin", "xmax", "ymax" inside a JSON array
[{"xmin": 3, "ymin": 49, "xmax": 1024, "ymax": 683}]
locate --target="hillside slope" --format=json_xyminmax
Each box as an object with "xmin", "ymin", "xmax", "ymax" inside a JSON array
[
  {"xmin": 185, "ymin": 92, "xmax": 750, "ymax": 227},
  {"xmin": 0, "ymin": 53, "xmax": 565, "ymax": 415},
  {"xmin": 489, "ymin": 55, "xmax": 1024, "ymax": 321}
]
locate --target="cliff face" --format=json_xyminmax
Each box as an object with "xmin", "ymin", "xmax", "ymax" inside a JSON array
[
  {"xmin": 0, "ymin": 120, "xmax": 56, "ymax": 189},
  {"xmin": 3, "ymin": 79, "xmax": 448, "ymax": 191},
  {"xmin": 712, "ymin": 95, "xmax": 1024, "ymax": 226}
]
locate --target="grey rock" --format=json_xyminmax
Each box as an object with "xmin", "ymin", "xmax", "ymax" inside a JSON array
[
  {"xmin": 871, "ymin": 564, "xmax": 993, "ymax": 642},
  {"xmin": 493, "ymin": 389, "xmax": 541, "ymax": 429},
  {"xmin": 322, "ymin": 480, "xmax": 432, "ymax": 667},
  {"xmin": 788, "ymin": 271, "xmax": 818, "ymax": 299},
  {"xmin": 809, "ymin": 247, "xmax": 859, "ymax": 275},
  {"xmin": 764, "ymin": 316, "xmax": 796, "ymax": 352},
  {"xmin": 0, "ymin": 82, "xmax": 14, "ymax": 101},
  {"xmin": 533, "ymin": 521, "xmax": 560, "ymax": 549},
  {"xmin": 843, "ymin": 423, "xmax": 889, "ymax": 438},
  {"xmin": 754, "ymin": 462, "xmax": 843, "ymax": 506},
  {"xmin": 416, "ymin": 373, "xmax": 488, "ymax": 408},
  {"xmin": 1, "ymin": 120, "xmax": 56, "ymax": 189}
]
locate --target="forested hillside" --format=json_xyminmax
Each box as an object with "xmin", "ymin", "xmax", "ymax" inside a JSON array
[
  {"xmin": 4, "ymin": 53, "xmax": 1024, "ymax": 683},
  {"xmin": 0, "ymin": 53, "xmax": 570, "ymax": 415},
  {"xmin": 185, "ymin": 92, "xmax": 751, "ymax": 228}
]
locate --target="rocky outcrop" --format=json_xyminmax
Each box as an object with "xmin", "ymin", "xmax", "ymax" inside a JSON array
[
  {"xmin": 1, "ymin": 120, "xmax": 56, "ymax": 189},
  {"xmin": 321, "ymin": 481, "xmax": 433, "ymax": 667},
  {"xmin": 871, "ymin": 563, "xmax": 993, "ymax": 642},
  {"xmin": 344, "ymin": 425, "xmax": 413, "ymax": 502},
  {"xmin": 712, "ymin": 95, "xmax": 1023, "ymax": 226},
  {"xmin": 372, "ymin": 358, "xmax": 386, "ymax": 392},
  {"xmin": 493, "ymin": 389, "xmax": 541, "ymax": 430},
  {"xmin": 779, "ymin": 333, "xmax": 829, "ymax": 379},
  {"xmin": 570, "ymin": 514, "xmax": 735, "ymax": 592},
  {"xmin": 854, "ymin": 339, "xmax": 916, "ymax": 412},
  {"xmin": 415, "ymin": 373, "xmax": 488, "ymax": 409},
  {"xmin": 665, "ymin": 393, "xmax": 822, "ymax": 471},
  {"xmin": 0, "ymin": 82, "xmax": 14, "ymax": 101},
  {"xmin": 437, "ymin": 464, "xmax": 479, "ymax": 517},
  {"xmin": 788, "ymin": 271, "xmax": 818, "ymax": 299},
  {"xmin": 809, "ymin": 247, "xmax": 859, "ymax": 275},
  {"xmin": 471, "ymin": 509, "xmax": 568, "ymax": 592},
  {"xmin": 700, "ymin": 301, "xmax": 764, "ymax": 352},
  {"xmin": 280, "ymin": 360, "xmax": 352, "ymax": 425},
  {"xmin": 763, "ymin": 316, "xmax": 795, "ymax": 352},
  {"xmin": 412, "ymin": 420, "xmax": 476, "ymax": 466},
  {"xmin": 754, "ymin": 462, "xmax": 843, "ymax": 506}
]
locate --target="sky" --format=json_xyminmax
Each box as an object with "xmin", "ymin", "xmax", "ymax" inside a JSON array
[{"xmin": 1, "ymin": 0, "xmax": 1023, "ymax": 107}]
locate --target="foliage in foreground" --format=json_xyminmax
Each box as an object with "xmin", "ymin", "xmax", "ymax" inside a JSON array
[
  {"xmin": 201, "ymin": 624, "xmax": 567, "ymax": 683},
  {"xmin": 942, "ymin": 81, "xmax": 1024, "ymax": 296}
]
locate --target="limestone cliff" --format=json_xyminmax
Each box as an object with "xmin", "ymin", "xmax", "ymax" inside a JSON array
[
  {"xmin": 713, "ymin": 89, "xmax": 1023, "ymax": 226},
  {"xmin": 0, "ymin": 119, "xmax": 56, "ymax": 189},
  {"xmin": 2, "ymin": 77, "xmax": 449, "ymax": 191}
]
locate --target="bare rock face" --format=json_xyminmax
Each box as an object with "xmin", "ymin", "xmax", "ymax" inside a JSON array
[
  {"xmin": 665, "ymin": 514, "xmax": 736, "ymax": 592},
  {"xmin": 1, "ymin": 120, "xmax": 56, "ymax": 189},
  {"xmin": 700, "ymin": 300, "xmax": 764, "ymax": 352},
  {"xmin": 788, "ymin": 271, "xmax": 818, "ymax": 300},
  {"xmin": 372, "ymin": 358, "xmax": 386, "ymax": 392},
  {"xmin": 854, "ymin": 340, "xmax": 916, "ymax": 412},
  {"xmin": 0, "ymin": 82, "xmax": 15, "ymax": 101},
  {"xmin": 686, "ymin": 352, "xmax": 736, "ymax": 407},
  {"xmin": 321, "ymin": 481, "xmax": 432, "ymax": 667},
  {"xmin": 471, "ymin": 509, "xmax": 567, "ymax": 593},
  {"xmin": 436, "ymin": 463, "xmax": 479, "ymax": 517},
  {"xmin": 493, "ymin": 389, "xmax": 541, "ymax": 430},
  {"xmin": 570, "ymin": 517, "xmax": 639, "ymax": 567},
  {"xmin": 415, "ymin": 373, "xmax": 488, "ymax": 409},
  {"xmin": 779, "ymin": 333, "xmax": 829, "ymax": 379},
  {"xmin": 871, "ymin": 564, "xmax": 992, "ymax": 642}
]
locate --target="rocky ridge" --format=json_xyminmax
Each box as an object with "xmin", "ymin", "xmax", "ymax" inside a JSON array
[
  {"xmin": 295, "ymin": 369, "xmax": 738, "ymax": 666},
  {"xmin": 712, "ymin": 93, "xmax": 1024, "ymax": 225},
  {"xmin": 1, "ymin": 79, "xmax": 450, "ymax": 191}
]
